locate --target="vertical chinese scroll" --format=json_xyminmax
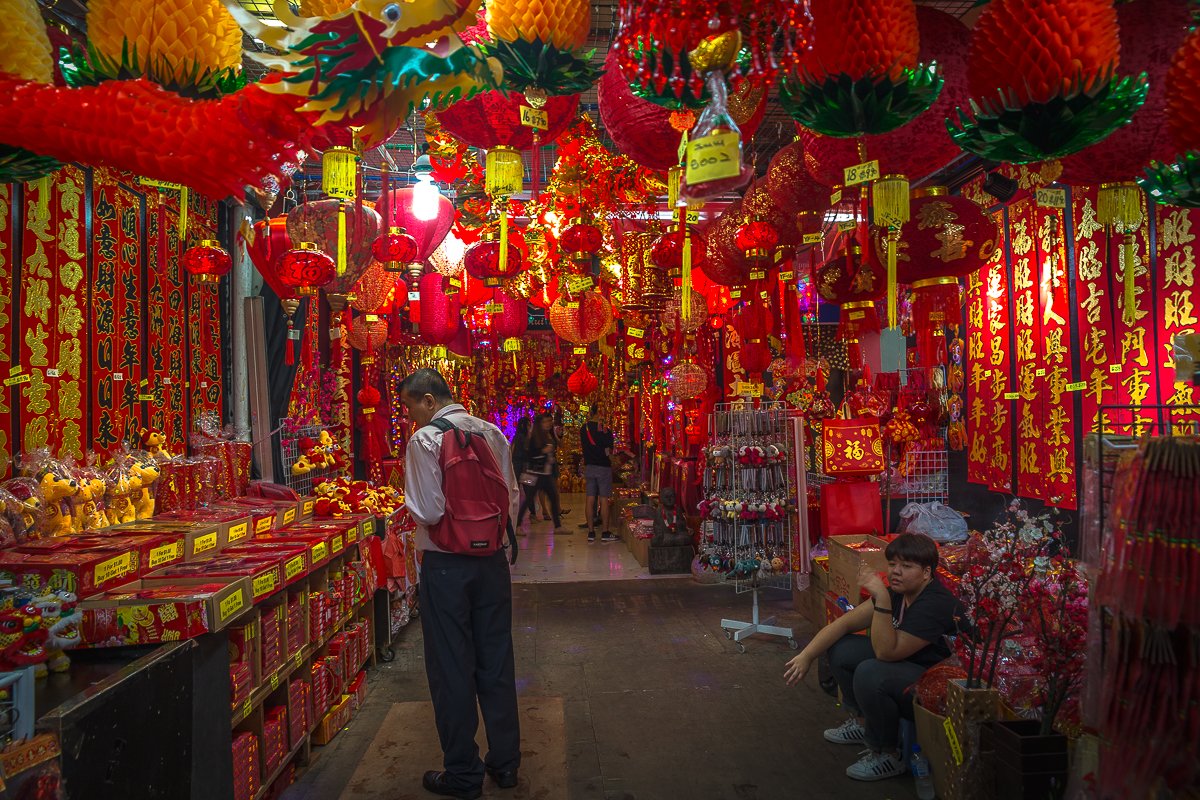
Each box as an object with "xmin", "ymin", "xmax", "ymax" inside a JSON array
[
  {"xmin": 147, "ymin": 202, "xmax": 190, "ymax": 451},
  {"xmin": 114, "ymin": 183, "xmax": 145, "ymax": 444},
  {"xmin": 1110, "ymin": 193, "xmax": 1156, "ymax": 433},
  {"xmin": 90, "ymin": 174, "xmax": 120, "ymax": 451},
  {"xmin": 1071, "ymin": 187, "xmax": 1119, "ymax": 433},
  {"xmin": 983, "ymin": 213, "xmax": 1013, "ymax": 493},
  {"xmin": 1035, "ymin": 201, "xmax": 1076, "ymax": 509},
  {"xmin": 186, "ymin": 192, "xmax": 223, "ymax": 425},
  {"xmin": 1009, "ymin": 199, "xmax": 1046, "ymax": 500},
  {"xmin": 0, "ymin": 184, "xmax": 12, "ymax": 472},
  {"xmin": 1156, "ymin": 205, "xmax": 1200, "ymax": 417}
]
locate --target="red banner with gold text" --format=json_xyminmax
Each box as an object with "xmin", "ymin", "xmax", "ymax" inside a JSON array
[
  {"xmin": 1156, "ymin": 205, "xmax": 1200, "ymax": 416},
  {"xmin": 1009, "ymin": 199, "xmax": 1046, "ymax": 500},
  {"xmin": 1035, "ymin": 202, "xmax": 1075, "ymax": 509}
]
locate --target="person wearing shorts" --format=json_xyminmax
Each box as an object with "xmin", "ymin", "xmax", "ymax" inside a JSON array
[{"xmin": 580, "ymin": 409, "xmax": 616, "ymax": 544}]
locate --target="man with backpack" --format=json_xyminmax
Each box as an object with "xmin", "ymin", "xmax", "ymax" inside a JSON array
[{"xmin": 399, "ymin": 369, "xmax": 521, "ymax": 799}]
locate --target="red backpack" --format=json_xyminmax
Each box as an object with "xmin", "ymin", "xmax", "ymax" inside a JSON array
[{"xmin": 427, "ymin": 417, "xmax": 518, "ymax": 563}]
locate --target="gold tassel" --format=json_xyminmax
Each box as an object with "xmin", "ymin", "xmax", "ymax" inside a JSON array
[
  {"xmin": 31, "ymin": 174, "xmax": 51, "ymax": 217},
  {"xmin": 1121, "ymin": 232, "xmax": 1137, "ymax": 325},
  {"xmin": 1097, "ymin": 183, "xmax": 1144, "ymax": 327},
  {"xmin": 179, "ymin": 187, "xmax": 189, "ymax": 244},
  {"xmin": 668, "ymin": 165, "xmax": 683, "ymax": 209},
  {"xmin": 337, "ymin": 201, "xmax": 347, "ymax": 276},
  {"xmin": 499, "ymin": 212, "xmax": 510, "ymax": 276},
  {"xmin": 681, "ymin": 224, "xmax": 693, "ymax": 324},
  {"xmin": 873, "ymin": 175, "xmax": 909, "ymax": 330}
]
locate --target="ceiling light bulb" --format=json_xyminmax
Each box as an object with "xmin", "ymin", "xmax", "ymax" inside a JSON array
[{"xmin": 412, "ymin": 176, "xmax": 440, "ymax": 222}]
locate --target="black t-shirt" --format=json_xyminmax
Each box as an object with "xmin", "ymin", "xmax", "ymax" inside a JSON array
[
  {"xmin": 581, "ymin": 422, "xmax": 614, "ymax": 467},
  {"xmin": 888, "ymin": 577, "xmax": 961, "ymax": 668}
]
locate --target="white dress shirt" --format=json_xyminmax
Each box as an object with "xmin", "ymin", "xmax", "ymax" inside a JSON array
[{"xmin": 405, "ymin": 404, "xmax": 519, "ymax": 553}]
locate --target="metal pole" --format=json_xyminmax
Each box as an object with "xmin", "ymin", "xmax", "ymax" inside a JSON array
[{"xmin": 231, "ymin": 205, "xmax": 252, "ymax": 437}]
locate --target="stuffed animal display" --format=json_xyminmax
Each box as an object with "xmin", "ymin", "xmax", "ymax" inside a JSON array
[{"xmin": 314, "ymin": 478, "xmax": 402, "ymax": 518}]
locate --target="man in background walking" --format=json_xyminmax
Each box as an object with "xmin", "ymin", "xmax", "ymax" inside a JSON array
[
  {"xmin": 580, "ymin": 407, "xmax": 617, "ymax": 544},
  {"xmin": 399, "ymin": 369, "xmax": 521, "ymax": 799}
]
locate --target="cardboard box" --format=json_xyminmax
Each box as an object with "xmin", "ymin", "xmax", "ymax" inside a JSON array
[
  {"xmin": 914, "ymin": 700, "xmax": 957, "ymax": 800},
  {"xmin": 298, "ymin": 497, "xmax": 316, "ymax": 522},
  {"xmin": 254, "ymin": 532, "xmax": 333, "ymax": 569},
  {"xmin": 47, "ymin": 531, "xmax": 189, "ymax": 574},
  {"xmin": 148, "ymin": 555, "xmax": 286, "ymax": 603},
  {"xmin": 78, "ymin": 576, "xmax": 252, "ymax": 645},
  {"xmin": 0, "ymin": 547, "xmax": 143, "ymax": 598},
  {"xmin": 224, "ymin": 544, "xmax": 311, "ymax": 587},
  {"xmin": 113, "ymin": 521, "xmax": 224, "ymax": 562},
  {"xmin": 827, "ymin": 534, "xmax": 890, "ymax": 600},
  {"xmin": 155, "ymin": 511, "xmax": 253, "ymax": 551},
  {"xmin": 793, "ymin": 583, "xmax": 826, "ymax": 630}
]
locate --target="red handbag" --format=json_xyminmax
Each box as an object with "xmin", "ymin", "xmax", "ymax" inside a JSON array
[
  {"xmin": 822, "ymin": 417, "xmax": 886, "ymax": 476},
  {"xmin": 820, "ymin": 480, "xmax": 884, "ymax": 537}
]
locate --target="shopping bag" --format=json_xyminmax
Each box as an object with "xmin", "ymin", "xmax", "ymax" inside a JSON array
[
  {"xmin": 822, "ymin": 418, "xmax": 885, "ymax": 476},
  {"xmin": 820, "ymin": 480, "xmax": 883, "ymax": 536}
]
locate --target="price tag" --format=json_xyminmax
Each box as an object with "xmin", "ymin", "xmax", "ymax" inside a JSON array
[
  {"xmin": 431, "ymin": 345, "xmax": 447, "ymax": 358},
  {"xmin": 365, "ymin": 314, "xmax": 380, "ymax": 323},
  {"xmin": 519, "ymin": 105, "xmax": 549, "ymax": 130},
  {"xmin": 3, "ymin": 373, "xmax": 29, "ymax": 387},
  {"xmin": 486, "ymin": 302, "xmax": 504, "ymax": 313},
  {"xmin": 1066, "ymin": 380, "xmax": 1087, "ymax": 392},
  {"xmin": 1035, "ymin": 368, "xmax": 1046, "ymax": 377},
  {"xmin": 329, "ymin": 327, "xmax": 342, "ymax": 339},
  {"xmin": 567, "ymin": 301, "xmax": 580, "ymax": 309},
  {"xmin": 1109, "ymin": 363, "xmax": 1123, "ymax": 373},
  {"xmin": 113, "ymin": 372, "xmax": 124, "ymax": 382},
  {"xmin": 779, "ymin": 271, "xmax": 794, "ymax": 281},
  {"xmin": 830, "ymin": 189, "xmax": 843, "ymax": 206},
  {"xmin": 138, "ymin": 393, "xmax": 154, "ymax": 401},
  {"xmin": 140, "ymin": 377, "xmax": 148, "ymax": 387},
  {"xmin": 200, "ymin": 381, "xmax": 209, "ymax": 388},
  {"xmin": 573, "ymin": 346, "xmax": 587, "ymax": 355},
  {"xmin": 408, "ymin": 291, "xmax": 420, "ymax": 302},
  {"xmin": 502, "ymin": 339, "xmax": 520, "ymax": 352},
  {"xmin": 242, "ymin": 699, "xmax": 252, "ymax": 719},
  {"xmin": 730, "ymin": 289, "xmax": 742, "ymax": 299},
  {"xmin": 1036, "ymin": 187, "xmax": 1067, "ymax": 208},
  {"xmin": 749, "ymin": 271, "xmax": 765, "ymax": 280},
  {"xmin": 627, "ymin": 327, "xmax": 645, "ymax": 339},
  {"xmin": 1003, "ymin": 392, "xmax": 1020, "ymax": 400},
  {"xmin": 270, "ymin": 673, "xmax": 280, "ymax": 690},
  {"xmin": 46, "ymin": 368, "xmax": 59, "ymax": 378},
  {"xmin": 803, "ymin": 233, "xmax": 823, "ymax": 245},
  {"xmin": 287, "ymin": 329, "xmax": 302, "ymax": 340},
  {"xmin": 844, "ymin": 160, "xmax": 880, "ymax": 186},
  {"xmin": 685, "ymin": 132, "xmax": 741, "ymax": 185},
  {"xmin": 163, "ymin": 377, "xmax": 172, "ymax": 385},
  {"xmin": 943, "ymin": 718, "xmax": 964, "ymax": 766},
  {"xmin": 836, "ymin": 220, "xmax": 856, "ymax": 232},
  {"xmin": 568, "ymin": 276, "xmax": 594, "ymax": 293},
  {"xmin": 295, "ymin": 651, "xmax": 304, "ymax": 669}
]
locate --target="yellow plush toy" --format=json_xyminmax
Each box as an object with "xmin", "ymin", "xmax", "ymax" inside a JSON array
[
  {"xmin": 80, "ymin": 476, "xmax": 109, "ymax": 530},
  {"xmin": 105, "ymin": 474, "xmax": 137, "ymax": 526},
  {"xmin": 39, "ymin": 471, "xmax": 79, "ymax": 537},
  {"xmin": 291, "ymin": 455, "xmax": 315, "ymax": 476},
  {"xmin": 130, "ymin": 460, "xmax": 160, "ymax": 519},
  {"xmin": 138, "ymin": 428, "xmax": 173, "ymax": 460}
]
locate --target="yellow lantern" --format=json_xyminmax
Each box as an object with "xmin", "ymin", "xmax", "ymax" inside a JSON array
[
  {"xmin": 485, "ymin": 146, "xmax": 524, "ymax": 198},
  {"xmin": 322, "ymin": 146, "xmax": 357, "ymax": 199}
]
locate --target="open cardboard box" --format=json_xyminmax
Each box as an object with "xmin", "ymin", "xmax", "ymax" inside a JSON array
[
  {"xmin": 827, "ymin": 534, "xmax": 890, "ymax": 601},
  {"xmin": 112, "ymin": 520, "xmax": 225, "ymax": 562},
  {"xmin": 78, "ymin": 575, "xmax": 252, "ymax": 646}
]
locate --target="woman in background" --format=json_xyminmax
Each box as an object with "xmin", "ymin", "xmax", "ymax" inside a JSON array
[{"xmin": 516, "ymin": 413, "xmax": 563, "ymax": 532}]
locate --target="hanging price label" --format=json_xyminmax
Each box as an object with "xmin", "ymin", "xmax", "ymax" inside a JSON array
[
  {"xmin": 844, "ymin": 160, "xmax": 880, "ymax": 186},
  {"xmin": 1108, "ymin": 363, "xmax": 1123, "ymax": 373},
  {"xmin": 448, "ymin": 278, "xmax": 462, "ymax": 289},
  {"xmin": 1066, "ymin": 380, "xmax": 1087, "ymax": 392},
  {"xmin": 943, "ymin": 718, "xmax": 964, "ymax": 766},
  {"xmin": 1036, "ymin": 187, "xmax": 1067, "ymax": 208},
  {"xmin": 685, "ymin": 132, "xmax": 741, "ymax": 185},
  {"xmin": 830, "ymin": 189, "xmax": 843, "ymax": 206},
  {"xmin": 519, "ymin": 105, "xmax": 549, "ymax": 130},
  {"xmin": 730, "ymin": 289, "xmax": 742, "ymax": 299},
  {"xmin": 568, "ymin": 276, "xmax": 593, "ymax": 293},
  {"xmin": 486, "ymin": 302, "xmax": 504, "ymax": 313},
  {"xmin": 686, "ymin": 208, "xmax": 701, "ymax": 224},
  {"xmin": 270, "ymin": 673, "xmax": 280, "ymax": 690},
  {"xmin": 3, "ymin": 373, "xmax": 29, "ymax": 387},
  {"xmin": 242, "ymin": 699, "xmax": 252, "ymax": 720},
  {"xmin": 779, "ymin": 271, "xmax": 794, "ymax": 281},
  {"xmin": 502, "ymin": 339, "xmax": 520, "ymax": 352},
  {"xmin": 733, "ymin": 381, "xmax": 763, "ymax": 397},
  {"xmin": 749, "ymin": 271, "xmax": 765, "ymax": 280},
  {"xmin": 113, "ymin": 372, "xmax": 124, "ymax": 382},
  {"xmin": 573, "ymin": 346, "xmax": 587, "ymax": 355},
  {"xmin": 295, "ymin": 651, "xmax": 304, "ymax": 669},
  {"xmin": 567, "ymin": 301, "xmax": 580, "ymax": 309},
  {"xmin": 1035, "ymin": 368, "xmax": 1046, "ymax": 377},
  {"xmin": 627, "ymin": 327, "xmax": 645, "ymax": 339},
  {"xmin": 1003, "ymin": 392, "xmax": 1020, "ymax": 400},
  {"xmin": 46, "ymin": 368, "xmax": 59, "ymax": 378},
  {"xmin": 329, "ymin": 327, "xmax": 342, "ymax": 339},
  {"xmin": 431, "ymin": 346, "xmax": 448, "ymax": 358},
  {"xmin": 408, "ymin": 291, "xmax": 420, "ymax": 301},
  {"xmin": 836, "ymin": 220, "xmax": 856, "ymax": 232},
  {"xmin": 138, "ymin": 393, "xmax": 154, "ymax": 402},
  {"xmin": 579, "ymin": 404, "xmax": 590, "ymax": 413}
]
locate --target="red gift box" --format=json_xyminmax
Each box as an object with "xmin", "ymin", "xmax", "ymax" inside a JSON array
[{"xmin": 0, "ymin": 547, "xmax": 142, "ymax": 598}]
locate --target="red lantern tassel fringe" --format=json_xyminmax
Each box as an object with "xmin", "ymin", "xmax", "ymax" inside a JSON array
[
  {"xmin": 912, "ymin": 277, "xmax": 960, "ymax": 367},
  {"xmin": 838, "ymin": 300, "xmax": 881, "ymax": 340}
]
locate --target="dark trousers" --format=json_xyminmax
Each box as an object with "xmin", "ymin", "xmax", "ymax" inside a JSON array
[
  {"xmin": 516, "ymin": 473, "xmax": 560, "ymax": 527},
  {"xmin": 420, "ymin": 549, "xmax": 521, "ymax": 789},
  {"xmin": 828, "ymin": 634, "xmax": 928, "ymax": 752}
]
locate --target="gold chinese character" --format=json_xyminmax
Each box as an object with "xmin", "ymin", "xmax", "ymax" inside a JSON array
[
  {"xmin": 969, "ymin": 396, "xmax": 987, "ymax": 428},
  {"xmin": 1011, "ymin": 216, "xmax": 1034, "ymax": 256},
  {"xmin": 1122, "ymin": 368, "xmax": 1153, "ymax": 406},
  {"xmin": 841, "ymin": 440, "xmax": 865, "ymax": 460},
  {"xmin": 1075, "ymin": 239, "xmax": 1102, "ymax": 283},
  {"xmin": 969, "ymin": 432, "xmax": 988, "ymax": 465},
  {"xmin": 23, "ymin": 277, "xmax": 49, "ymax": 322},
  {"xmin": 970, "ymin": 366, "xmax": 988, "ymax": 397},
  {"xmin": 1045, "ymin": 328, "xmax": 1067, "ymax": 361},
  {"xmin": 1018, "ymin": 441, "xmax": 1041, "ymax": 476},
  {"xmin": 1163, "ymin": 246, "xmax": 1196, "ymax": 289},
  {"xmin": 1017, "ymin": 404, "xmax": 1038, "ymax": 439},
  {"xmin": 1165, "ymin": 291, "xmax": 1198, "ymax": 329},
  {"xmin": 1016, "ymin": 291, "xmax": 1035, "ymax": 328},
  {"xmin": 1017, "ymin": 329, "xmax": 1036, "ymax": 365},
  {"xmin": 917, "ymin": 199, "xmax": 957, "ymax": 230},
  {"xmin": 59, "ymin": 338, "xmax": 82, "ymax": 378},
  {"xmin": 1047, "ymin": 365, "xmax": 1068, "ymax": 404},
  {"xmin": 1087, "ymin": 367, "xmax": 1114, "ymax": 404},
  {"xmin": 968, "ymin": 330, "xmax": 984, "ymax": 362},
  {"xmin": 23, "ymin": 240, "xmax": 49, "ymax": 280},
  {"xmin": 1046, "ymin": 407, "xmax": 1071, "ymax": 448},
  {"xmin": 24, "ymin": 323, "xmax": 49, "ymax": 367},
  {"xmin": 1080, "ymin": 282, "xmax": 1105, "ymax": 327},
  {"xmin": 1121, "ymin": 327, "xmax": 1148, "ymax": 367},
  {"xmin": 57, "ymin": 169, "xmax": 83, "ymax": 220},
  {"xmin": 57, "ymin": 220, "xmax": 85, "ymax": 262},
  {"xmin": 990, "ymin": 438, "xmax": 1010, "ymax": 473},
  {"xmin": 1075, "ymin": 198, "xmax": 1102, "ymax": 239},
  {"xmin": 1167, "ymin": 381, "xmax": 1198, "ymax": 407},
  {"xmin": 23, "ymin": 371, "xmax": 50, "ymax": 416},
  {"xmin": 1047, "ymin": 448, "xmax": 1071, "ymax": 483},
  {"xmin": 57, "ymin": 294, "xmax": 84, "ymax": 336},
  {"xmin": 23, "ymin": 417, "xmax": 48, "ymax": 453},
  {"xmin": 1160, "ymin": 209, "xmax": 1196, "ymax": 250},
  {"xmin": 1014, "ymin": 258, "xmax": 1034, "ymax": 291}
]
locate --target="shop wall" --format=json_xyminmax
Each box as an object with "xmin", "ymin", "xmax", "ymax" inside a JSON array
[
  {"xmin": 962, "ymin": 186, "xmax": 1200, "ymax": 515},
  {"xmin": 0, "ymin": 167, "xmax": 224, "ymax": 475}
]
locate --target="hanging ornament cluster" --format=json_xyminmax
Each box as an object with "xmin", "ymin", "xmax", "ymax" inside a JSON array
[
  {"xmin": 950, "ymin": 0, "xmax": 1148, "ymax": 164},
  {"xmin": 780, "ymin": 0, "xmax": 942, "ymax": 137},
  {"xmin": 667, "ymin": 360, "xmax": 707, "ymax": 400},
  {"xmin": 1141, "ymin": 25, "xmax": 1200, "ymax": 207},
  {"xmin": 437, "ymin": 90, "xmax": 579, "ymax": 149},
  {"xmin": 346, "ymin": 315, "xmax": 388, "ymax": 365}
]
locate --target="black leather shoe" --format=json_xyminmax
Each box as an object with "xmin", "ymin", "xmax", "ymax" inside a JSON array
[
  {"xmin": 487, "ymin": 767, "xmax": 519, "ymax": 789},
  {"xmin": 421, "ymin": 771, "xmax": 482, "ymax": 799}
]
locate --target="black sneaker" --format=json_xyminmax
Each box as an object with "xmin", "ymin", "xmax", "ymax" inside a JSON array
[
  {"xmin": 587, "ymin": 531, "xmax": 596, "ymax": 543},
  {"xmin": 601, "ymin": 531, "xmax": 618, "ymax": 543},
  {"xmin": 486, "ymin": 767, "xmax": 519, "ymax": 789},
  {"xmin": 421, "ymin": 771, "xmax": 481, "ymax": 799}
]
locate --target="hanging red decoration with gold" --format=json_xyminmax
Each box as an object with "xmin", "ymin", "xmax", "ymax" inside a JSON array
[
  {"xmin": 559, "ymin": 222, "xmax": 603, "ymax": 263},
  {"xmin": 549, "ymin": 289, "xmax": 613, "ymax": 345},
  {"xmin": 566, "ymin": 362, "xmax": 600, "ymax": 396},
  {"xmin": 951, "ymin": 0, "xmax": 1148, "ymax": 164},
  {"xmin": 734, "ymin": 218, "xmax": 780, "ymax": 261},
  {"xmin": 418, "ymin": 273, "xmax": 461, "ymax": 346},
  {"xmin": 371, "ymin": 226, "xmax": 418, "ymax": 273},
  {"xmin": 464, "ymin": 233, "xmax": 526, "ymax": 286},
  {"xmin": 346, "ymin": 314, "xmax": 388, "ymax": 365},
  {"xmin": 437, "ymin": 90, "xmax": 580, "ymax": 149},
  {"xmin": 667, "ymin": 359, "xmax": 707, "ymax": 400},
  {"xmin": 491, "ymin": 289, "xmax": 529, "ymax": 340},
  {"xmin": 766, "ymin": 138, "xmax": 828, "ymax": 216},
  {"xmin": 1141, "ymin": 25, "xmax": 1200, "ymax": 208},
  {"xmin": 733, "ymin": 300, "xmax": 773, "ymax": 377},
  {"xmin": 781, "ymin": 0, "xmax": 942, "ymax": 137},
  {"xmin": 816, "ymin": 245, "xmax": 885, "ymax": 340},
  {"xmin": 181, "ymin": 239, "xmax": 232, "ymax": 284},
  {"xmin": 351, "ymin": 260, "xmax": 398, "ymax": 314},
  {"xmin": 651, "ymin": 227, "xmax": 707, "ymax": 274},
  {"xmin": 279, "ymin": 243, "xmax": 336, "ymax": 296}
]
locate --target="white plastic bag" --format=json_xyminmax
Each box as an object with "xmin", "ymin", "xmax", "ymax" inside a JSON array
[{"xmin": 898, "ymin": 502, "xmax": 968, "ymax": 543}]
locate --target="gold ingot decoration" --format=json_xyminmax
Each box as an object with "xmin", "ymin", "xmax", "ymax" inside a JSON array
[{"xmin": 688, "ymin": 30, "xmax": 742, "ymax": 74}]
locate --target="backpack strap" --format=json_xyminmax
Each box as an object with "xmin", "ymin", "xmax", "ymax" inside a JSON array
[
  {"xmin": 506, "ymin": 519, "xmax": 518, "ymax": 565},
  {"xmin": 427, "ymin": 416, "xmax": 471, "ymax": 448}
]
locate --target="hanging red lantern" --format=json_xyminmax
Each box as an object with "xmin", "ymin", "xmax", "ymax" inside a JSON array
[
  {"xmin": 734, "ymin": 219, "xmax": 780, "ymax": 261},
  {"xmin": 279, "ymin": 243, "xmax": 336, "ymax": 297},
  {"xmin": 286, "ymin": 199, "xmax": 382, "ymax": 289},
  {"xmin": 181, "ymin": 239, "xmax": 232, "ymax": 284},
  {"xmin": 701, "ymin": 199, "xmax": 752, "ymax": 286},
  {"xmin": 667, "ymin": 360, "xmax": 707, "ymax": 400},
  {"xmin": 436, "ymin": 90, "xmax": 579, "ymax": 150},
  {"xmin": 242, "ymin": 215, "xmax": 293, "ymax": 298},
  {"xmin": 952, "ymin": 0, "xmax": 1147, "ymax": 164},
  {"xmin": 733, "ymin": 301, "xmax": 773, "ymax": 378},
  {"xmin": 371, "ymin": 226, "xmax": 419, "ymax": 273},
  {"xmin": 418, "ymin": 273, "xmax": 461, "ymax": 346},
  {"xmin": 651, "ymin": 227, "xmax": 708, "ymax": 273},
  {"xmin": 566, "ymin": 362, "xmax": 600, "ymax": 396},
  {"xmin": 558, "ymin": 222, "xmax": 603, "ymax": 263},
  {"xmin": 355, "ymin": 384, "xmax": 389, "ymax": 467},
  {"xmin": 816, "ymin": 245, "xmax": 885, "ymax": 342},
  {"xmin": 464, "ymin": 233, "xmax": 526, "ymax": 286},
  {"xmin": 346, "ymin": 314, "xmax": 389, "ymax": 365},
  {"xmin": 766, "ymin": 139, "xmax": 828, "ymax": 216},
  {"xmin": 692, "ymin": 262, "xmax": 734, "ymax": 316},
  {"xmin": 491, "ymin": 289, "xmax": 529, "ymax": 340},
  {"xmin": 549, "ymin": 289, "xmax": 613, "ymax": 345},
  {"xmin": 1136, "ymin": 14, "xmax": 1200, "ymax": 207},
  {"xmin": 378, "ymin": 187, "xmax": 455, "ymax": 261},
  {"xmin": 351, "ymin": 260, "xmax": 398, "ymax": 314},
  {"xmin": 459, "ymin": 273, "xmax": 496, "ymax": 309}
]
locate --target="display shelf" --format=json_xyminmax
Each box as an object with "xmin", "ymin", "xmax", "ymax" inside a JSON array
[{"xmin": 254, "ymin": 734, "xmax": 306, "ymax": 800}]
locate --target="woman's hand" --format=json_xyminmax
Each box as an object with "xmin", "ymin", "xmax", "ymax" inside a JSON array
[{"xmin": 784, "ymin": 651, "xmax": 813, "ymax": 686}]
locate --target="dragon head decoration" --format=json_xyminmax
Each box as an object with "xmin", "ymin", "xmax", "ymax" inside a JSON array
[{"xmin": 224, "ymin": 0, "xmax": 500, "ymax": 147}]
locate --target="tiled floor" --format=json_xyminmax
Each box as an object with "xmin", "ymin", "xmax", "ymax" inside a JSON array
[{"xmin": 510, "ymin": 494, "xmax": 670, "ymax": 584}]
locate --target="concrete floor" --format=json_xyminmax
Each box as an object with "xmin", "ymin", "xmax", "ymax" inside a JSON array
[{"xmin": 283, "ymin": 499, "xmax": 919, "ymax": 800}]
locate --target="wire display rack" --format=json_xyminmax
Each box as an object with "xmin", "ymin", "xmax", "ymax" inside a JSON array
[
  {"xmin": 279, "ymin": 421, "xmax": 335, "ymax": 496},
  {"xmin": 0, "ymin": 668, "xmax": 35, "ymax": 746},
  {"xmin": 704, "ymin": 401, "xmax": 797, "ymax": 652}
]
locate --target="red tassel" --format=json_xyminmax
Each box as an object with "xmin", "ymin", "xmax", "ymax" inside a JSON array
[
  {"xmin": 912, "ymin": 279, "xmax": 961, "ymax": 367},
  {"xmin": 286, "ymin": 327, "xmax": 296, "ymax": 365}
]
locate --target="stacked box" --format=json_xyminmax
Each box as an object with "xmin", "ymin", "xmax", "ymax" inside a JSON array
[
  {"xmin": 232, "ymin": 731, "xmax": 260, "ymax": 800},
  {"xmin": 230, "ymin": 661, "xmax": 253, "ymax": 710},
  {"xmin": 311, "ymin": 662, "xmax": 333, "ymax": 718},
  {"xmin": 261, "ymin": 608, "xmax": 283, "ymax": 678},
  {"xmin": 348, "ymin": 671, "xmax": 367, "ymax": 712},
  {"xmin": 312, "ymin": 695, "xmax": 353, "ymax": 746},
  {"xmin": 262, "ymin": 706, "xmax": 289, "ymax": 776},
  {"xmin": 321, "ymin": 651, "xmax": 347, "ymax": 699},
  {"xmin": 287, "ymin": 678, "xmax": 311, "ymax": 749},
  {"xmin": 286, "ymin": 593, "xmax": 306, "ymax": 657}
]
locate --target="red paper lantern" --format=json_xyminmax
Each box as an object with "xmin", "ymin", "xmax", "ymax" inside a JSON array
[
  {"xmin": 378, "ymin": 187, "xmax": 454, "ymax": 261},
  {"xmin": 549, "ymin": 290, "xmax": 613, "ymax": 345},
  {"xmin": 182, "ymin": 239, "xmax": 232, "ymax": 284},
  {"xmin": 459, "ymin": 273, "xmax": 496, "ymax": 308},
  {"xmin": 733, "ymin": 301, "xmax": 773, "ymax": 377},
  {"xmin": 744, "ymin": 179, "xmax": 803, "ymax": 248},
  {"xmin": 242, "ymin": 215, "xmax": 294, "ymax": 299},
  {"xmin": 767, "ymin": 139, "xmax": 828, "ymax": 215},
  {"xmin": 558, "ymin": 222, "xmax": 603, "ymax": 262},
  {"xmin": 464, "ymin": 237, "xmax": 525, "ymax": 286},
  {"xmin": 436, "ymin": 90, "xmax": 579, "ymax": 150},
  {"xmin": 815, "ymin": 246, "xmax": 885, "ymax": 339},
  {"xmin": 566, "ymin": 362, "xmax": 600, "ymax": 396},
  {"xmin": 371, "ymin": 226, "xmax": 419, "ymax": 272},
  {"xmin": 351, "ymin": 260, "xmax": 398, "ymax": 314},
  {"xmin": 279, "ymin": 243, "xmax": 336, "ymax": 296},
  {"xmin": 701, "ymin": 199, "xmax": 752, "ymax": 286},
  {"xmin": 418, "ymin": 273, "xmax": 461, "ymax": 345},
  {"xmin": 491, "ymin": 290, "xmax": 529, "ymax": 340},
  {"xmin": 598, "ymin": 49, "xmax": 684, "ymax": 170},
  {"xmin": 734, "ymin": 220, "xmax": 780, "ymax": 261},
  {"xmin": 651, "ymin": 227, "xmax": 708, "ymax": 273},
  {"xmin": 286, "ymin": 200, "xmax": 382, "ymax": 294},
  {"xmin": 346, "ymin": 314, "xmax": 389, "ymax": 364}
]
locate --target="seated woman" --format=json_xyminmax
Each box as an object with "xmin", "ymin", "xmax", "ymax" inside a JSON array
[{"xmin": 784, "ymin": 533, "xmax": 962, "ymax": 783}]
